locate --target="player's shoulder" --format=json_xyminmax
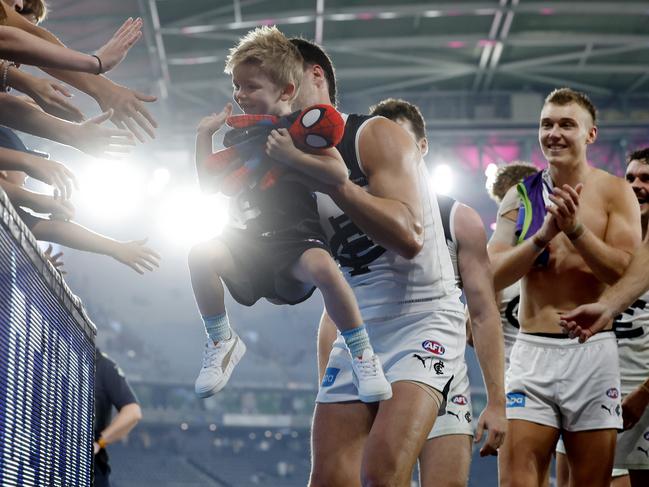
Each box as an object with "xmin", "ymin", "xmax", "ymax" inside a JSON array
[
  {"xmin": 590, "ymin": 167, "xmax": 633, "ymax": 202},
  {"xmin": 355, "ymin": 115, "xmax": 410, "ymax": 144},
  {"xmin": 499, "ymin": 185, "xmax": 522, "ymax": 219},
  {"xmin": 590, "ymin": 167, "xmax": 625, "ymax": 187},
  {"xmin": 454, "ymin": 203, "xmax": 486, "ymax": 245}
]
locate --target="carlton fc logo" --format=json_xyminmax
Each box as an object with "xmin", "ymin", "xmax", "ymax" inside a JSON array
[{"xmin": 422, "ymin": 340, "xmax": 445, "ymax": 356}]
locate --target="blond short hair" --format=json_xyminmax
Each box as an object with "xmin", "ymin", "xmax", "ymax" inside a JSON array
[
  {"xmin": 488, "ymin": 161, "xmax": 539, "ymax": 203},
  {"xmin": 225, "ymin": 26, "xmax": 302, "ymax": 94},
  {"xmin": 545, "ymin": 88, "xmax": 597, "ymax": 125}
]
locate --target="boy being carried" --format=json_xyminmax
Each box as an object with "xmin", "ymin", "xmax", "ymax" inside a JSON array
[{"xmin": 189, "ymin": 26, "xmax": 391, "ymax": 403}]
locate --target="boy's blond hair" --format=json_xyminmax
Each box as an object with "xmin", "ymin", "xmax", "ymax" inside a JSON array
[{"xmin": 225, "ymin": 26, "xmax": 302, "ymax": 95}]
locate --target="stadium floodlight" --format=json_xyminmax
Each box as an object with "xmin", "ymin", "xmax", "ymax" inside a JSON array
[
  {"xmin": 430, "ymin": 163, "xmax": 455, "ymax": 195},
  {"xmin": 157, "ymin": 188, "xmax": 229, "ymax": 247},
  {"xmin": 77, "ymin": 160, "xmax": 145, "ymax": 219},
  {"xmin": 485, "ymin": 162, "xmax": 498, "ymax": 190},
  {"xmin": 147, "ymin": 167, "xmax": 171, "ymax": 196}
]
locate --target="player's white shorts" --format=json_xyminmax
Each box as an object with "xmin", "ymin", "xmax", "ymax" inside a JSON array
[
  {"xmin": 317, "ymin": 309, "xmax": 465, "ymax": 404},
  {"xmin": 504, "ymin": 328, "xmax": 518, "ymax": 371},
  {"xmin": 428, "ymin": 359, "xmax": 473, "ymax": 439},
  {"xmin": 614, "ymin": 401, "xmax": 649, "ymax": 470},
  {"xmin": 506, "ymin": 332, "xmax": 622, "ymax": 431}
]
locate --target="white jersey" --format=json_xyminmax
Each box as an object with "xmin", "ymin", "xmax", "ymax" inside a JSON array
[
  {"xmin": 613, "ymin": 290, "xmax": 649, "ymax": 395},
  {"xmin": 316, "ymin": 114, "xmax": 463, "ymax": 321},
  {"xmin": 499, "ymin": 282, "xmax": 521, "ymax": 366}
]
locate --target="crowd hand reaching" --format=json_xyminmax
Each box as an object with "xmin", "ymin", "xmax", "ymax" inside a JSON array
[
  {"xmin": 197, "ymin": 104, "xmax": 233, "ymax": 136},
  {"xmin": 26, "ymin": 77, "xmax": 85, "ymax": 123},
  {"xmin": 111, "ymin": 238, "xmax": 161, "ymax": 274},
  {"xmin": 30, "ymin": 192, "xmax": 74, "ymax": 221},
  {"xmin": 474, "ymin": 402, "xmax": 508, "ymax": 457},
  {"xmin": 43, "ymin": 243, "xmax": 66, "ymax": 275},
  {"xmin": 25, "ymin": 158, "xmax": 78, "ymax": 200},
  {"xmin": 72, "ymin": 109, "xmax": 136, "ymax": 158},
  {"xmin": 94, "ymin": 80, "xmax": 158, "ymax": 143},
  {"xmin": 94, "ymin": 18, "xmax": 143, "ymax": 74},
  {"xmin": 50, "ymin": 191, "xmax": 75, "ymax": 221},
  {"xmin": 559, "ymin": 302, "xmax": 615, "ymax": 343},
  {"xmin": 547, "ymin": 183, "xmax": 583, "ymax": 234}
]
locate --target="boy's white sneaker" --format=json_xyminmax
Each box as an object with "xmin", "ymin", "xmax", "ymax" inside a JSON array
[
  {"xmin": 352, "ymin": 349, "xmax": 392, "ymax": 403},
  {"xmin": 194, "ymin": 333, "xmax": 246, "ymax": 398}
]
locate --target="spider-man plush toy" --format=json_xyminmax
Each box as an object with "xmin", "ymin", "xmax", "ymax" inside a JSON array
[{"xmin": 199, "ymin": 104, "xmax": 345, "ymax": 196}]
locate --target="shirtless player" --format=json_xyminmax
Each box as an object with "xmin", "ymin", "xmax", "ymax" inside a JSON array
[{"xmin": 489, "ymin": 88, "xmax": 641, "ymax": 487}]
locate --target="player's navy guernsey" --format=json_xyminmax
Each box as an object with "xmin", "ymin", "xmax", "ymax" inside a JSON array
[
  {"xmin": 316, "ymin": 114, "xmax": 463, "ymax": 320},
  {"xmin": 231, "ymin": 178, "xmax": 323, "ymax": 237},
  {"xmin": 228, "ymin": 110, "xmax": 324, "ymax": 238},
  {"xmin": 613, "ymin": 289, "xmax": 649, "ymax": 395}
]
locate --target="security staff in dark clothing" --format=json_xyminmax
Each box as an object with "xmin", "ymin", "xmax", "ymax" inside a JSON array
[{"xmin": 94, "ymin": 348, "xmax": 142, "ymax": 487}]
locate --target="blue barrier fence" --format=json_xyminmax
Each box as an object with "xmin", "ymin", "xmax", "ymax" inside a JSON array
[{"xmin": 0, "ymin": 189, "xmax": 95, "ymax": 486}]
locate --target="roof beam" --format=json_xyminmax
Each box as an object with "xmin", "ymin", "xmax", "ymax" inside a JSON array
[
  {"xmin": 519, "ymin": 65, "xmax": 649, "ymax": 75},
  {"xmin": 483, "ymin": 0, "xmax": 517, "ymax": 90},
  {"xmin": 500, "ymin": 43, "xmax": 649, "ymax": 70},
  {"xmin": 626, "ymin": 72, "xmax": 649, "ymax": 94},
  {"xmin": 472, "ymin": 0, "xmax": 505, "ymax": 91},
  {"xmin": 347, "ymin": 69, "xmax": 475, "ymax": 97},
  {"xmin": 577, "ymin": 43, "xmax": 594, "ymax": 68},
  {"xmin": 146, "ymin": 0, "xmax": 171, "ymax": 99},
  {"xmin": 326, "ymin": 46, "xmax": 474, "ymax": 69},
  {"xmin": 162, "ymin": 0, "xmax": 265, "ymax": 28},
  {"xmin": 158, "ymin": 1, "xmax": 649, "ymax": 36},
  {"xmin": 501, "ymin": 70, "xmax": 612, "ymax": 95},
  {"xmin": 513, "ymin": 1, "xmax": 649, "ymax": 15},
  {"xmin": 315, "ymin": 0, "xmax": 325, "ymax": 44},
  {"xmin": 160, "ymin": 3, "xmax": 499, "ymax": 35}
]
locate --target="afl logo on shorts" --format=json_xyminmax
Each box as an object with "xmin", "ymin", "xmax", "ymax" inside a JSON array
[
  {"xmin": 321, "ymin": 367, "xmax": 340, "ymax": 387},
  {"xmin": 606, "ymin": 388, "xmax": 619, "ymax": 399},
  {"xmin": 451, "ymin": 395, "xmax": 468, "ymax": 406},
  {"xmin": 422, "ymin": 340, "xmax": 445, "ymax": 356}
]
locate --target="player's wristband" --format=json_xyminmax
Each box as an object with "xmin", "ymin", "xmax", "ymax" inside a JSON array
[
  {"xmin": 97, "ymin": 437, "xmax": 107, "ymax": 449},
  {"xmin": 566, "ymin": 222, "xmax": 585, "ymax": 241}
]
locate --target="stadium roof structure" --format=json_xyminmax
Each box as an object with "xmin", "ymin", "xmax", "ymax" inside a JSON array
[
  {"xmin": 42, "ymin": 0, "xmax": 649, "ymax": 172},
  {"xmin": 45, "ymin": 0, "xmax": 649, "ymax": 110}
]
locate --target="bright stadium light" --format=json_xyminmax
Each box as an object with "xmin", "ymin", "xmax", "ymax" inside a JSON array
[
  {"xmin": 77, "ymin": 161, "xmax": 145, "ymax": 219},
  {"xmin": 430, "ymin": 163, "xmax": 454, "ymax": 195},
  {"xmin": 147, "ymin": 167, "xmax": 171, "ymax": 196},
  {"xmin": 485, "ymin": 162, "xmax": 498, "ymax": 190},
  {"xmin": 157, "ymin": 188, "xmax": 229, "ymax": 247},
  {"xmin": 485, "ymin": 162, "xmax": 498, "ymax": 178}
]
